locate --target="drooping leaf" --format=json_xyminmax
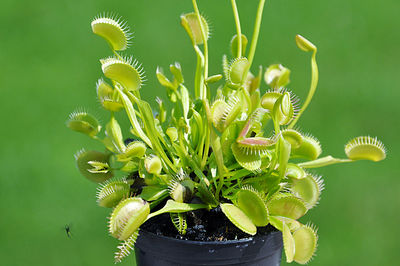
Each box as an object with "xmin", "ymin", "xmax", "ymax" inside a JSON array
[
  {"xmin": 282, "ymin": 223, "xmax": 295, "ymax": 263},
  {"xmin": 220, "ymin": 203, "xmax": 256, "ymax": 235},
  {"xmin": 235, "ymin": 186, "xmax": 269, "ymax": 226},
  {"xmin": 293, "ymin": 225, "xmax": 318, "ymax": 264}
]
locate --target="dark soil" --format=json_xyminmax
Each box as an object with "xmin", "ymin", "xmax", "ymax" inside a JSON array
[{"xmin": 141, "ymin": 206, "xmax": 277, "ymax": 241}]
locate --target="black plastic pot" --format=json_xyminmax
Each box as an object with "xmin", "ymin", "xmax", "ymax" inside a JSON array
[{"xmin": 135, "ymin": 229, "xmax": 283, "ymax": 266}]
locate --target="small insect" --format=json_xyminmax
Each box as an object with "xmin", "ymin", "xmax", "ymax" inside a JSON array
[{"xmin": 65, "ymin": 224, "xmax": 73, "ymax": 238}]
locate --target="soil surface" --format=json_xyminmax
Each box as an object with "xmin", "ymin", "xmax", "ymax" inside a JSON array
[{"xmin": 141, "ymin": 206, "xmax": 277, "ymax": 241}]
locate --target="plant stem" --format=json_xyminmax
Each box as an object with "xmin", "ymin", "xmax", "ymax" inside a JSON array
[
  {"xmin": 246, "ymin": 0, "xmax": 266, "ymax": 74},
  {"xmin": 298, "ymin": 156, "xmax": 352, "ymax": 168},
  {"xmin": 193, "ymin": 46, "xmax": 204, "ymax": 99},
  {"xmin": 192, "ymin": 0, "xmax": 209, "ymax": 99},
  {"xmin": 231, "ymin": 0, "xmax": 242, "ymax": 58},
  {"xmin": 288, "ymin": 50, "xmax": 319, "ymax": 129}
]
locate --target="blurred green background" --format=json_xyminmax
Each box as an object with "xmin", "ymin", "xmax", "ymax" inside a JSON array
[{"xmin": 1, "ymin": 0, "xmax": 399, "ymax": 265}]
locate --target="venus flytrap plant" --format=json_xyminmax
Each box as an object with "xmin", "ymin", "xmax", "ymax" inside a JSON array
[{"xmin": 68, "ymin": 0, "xmax": 387, "ymax": 264}]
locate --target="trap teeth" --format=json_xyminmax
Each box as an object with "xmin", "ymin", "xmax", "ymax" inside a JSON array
[
  {"xmin": 345, "ymin": 136, "xmax": 386, "ymax": 162},
  {"xmin": 91, "ymin": 15, "xmax": 132, "ymax": 51}
]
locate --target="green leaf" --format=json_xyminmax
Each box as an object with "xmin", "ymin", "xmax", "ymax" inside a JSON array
[
  {"xmin": 109, "ymin": 197, "xmax": 150, "ymax": 241},
  {"xmin": 101, "ymin": 57, "xmax": 144, "ymax": 91},
  {"xmin": 345, "ymin": 136, "xmax": 386, "ymax": 162},
  {"xmin": 196, "ymin": 180, "xmax": 219, "ymax": 207},
  {"xmin": 144, "ymin": 155, "xmax": 163, "ymax": 175},
  {"xmin": 293, "ymin": 225, "xmax": 318, "ymax": 264},
  {"xmin": 156, "ymin": 67, "xmax": 175, "ymax": 89},
  {"xmin": 114, "ymin": 230, "xmax": 139, "ymax": 263},
  {"xmin": 96, "ymin": 79, "xmax": 124, "ymax": 112},
  {"xmin": 91, "ymin": 15, "xmax": 131, "ymax": 51},
  {"xmin": 278, "ymin": 136, "xmax": 291, "ymax": 178},
  {"xmin": 223, "ymin": 96, "xmax": 242, "ymax": 130},
  {"xmin": 170, "ymin": 62, "xmax": 184, "ymax": 85},
  {"xmin": 283, "ymin": 223, "xmax": 295, "ymax": 263},
  {"xmin": 206, "ymin": 74, "xmax": 223, "ymax": 84},
  {"xmin": 282, "ymin": 129, "xmax": 303, "ymax": 149},
  {"xmin": 272, "ymin": 92, "xmax": 294, "ymax": 125},
  {"xmin": 67, "ymin": 111, "xmax": 101, "ymax": 137},
  {"xmin": 211, "ymin": 99, "xmax": 229, "ymax": 132},
  {"xmin": 264, "ymin": 64, "xmax": 291, "ymax": 89},
  {"xmin": 106, "ymin": 116, "xmax": 126, "ymax": 153},
  {"xmin": 180, "ymin": 13, "xmax": 209, "ymax": 45},
  {"xmin": 290, "ymin": 175, "xmax": 324, "ymax": 209},
  {"xmin": 267, "ymin": 195, "xmax": 307, "ymax": 220},
  {"xmin": 236, "ymin": 186, "xmax": 269, "ymax": 226},
  {"xmin": 230, "ymin": 34, "xmax": 248, "ymax": 58},
  {"xmin": 123, "ymin": 141, "xmax": 147, "ymax": 159},
  {"xmin": 115, "ymin": 87, "xmax": 151, "ymax": 146},
  {"xmin": 147, "ymin": 200, "xmax": 208, "ymax": 220},
  {"xmin": 180, "ymin": 85, "xmax": 190, "ymax": 120},
  {"xmin": 295, "ymin": 34, "xmax": 316, "ymax": 52},
  {"xmin": 228, "ymin": 58, "xmax": 250, "ymax": 86},
  {"xmin": 170, "ymin": 213, "xmax": 187, "ymax": 235},
  {"xmin": 140, "ymin": 185, "xmax": 169, "ymax": 201},
  {"xmin": 220, "ymin": 203, "xmax": 256, "ymax": 235},
  {"xmin": 75, "ymin": 150, "xmax": 113, "ymax": 183},
  {"xmin": 168, "ymin": 173, "xmax": 195, "ymax": 203},
  {"xmin": 97, "ymin": 179, "xmax": 130, "ymax": 208},
  {"xmin": 286, "ymin": 163, "xmax": 306, "ymax": 180},
  {"xmin": 232, "ymin": 142, "xmax": 261, "ymax": 171},
  {"xmin": 291, "ymin": 135, "xmax": 321, "ymax": 161},
  {"xmin": 269, "ymin": 216, "xmax": 301, "ymax": 232},
  {"xmin": 133, "ymin": 96, "xmax": 176, "ymax": 172},
  {"xmin": 261, "ymin": 91, "xmax": 281, "ymax": 111}
]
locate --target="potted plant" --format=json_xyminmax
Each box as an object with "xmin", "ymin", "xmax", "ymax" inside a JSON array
[{"xmin": 67, "ymin": 0, "xmax": 386, "ymax": 265}]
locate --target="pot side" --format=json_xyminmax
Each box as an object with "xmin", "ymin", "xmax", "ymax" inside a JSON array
[{"xmin": 135, "ymin": 229, "xmax": 283, "ymax": 266}]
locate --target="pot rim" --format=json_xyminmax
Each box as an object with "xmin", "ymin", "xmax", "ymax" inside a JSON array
[{"xmin": 138, "ymin": 227, "xmax": 279, "ymax": 245}]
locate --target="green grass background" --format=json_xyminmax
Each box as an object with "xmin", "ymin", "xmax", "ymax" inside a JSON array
[{"xmin": 1, "ymin": 0, "xmax": 399, "ymax": 265}]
